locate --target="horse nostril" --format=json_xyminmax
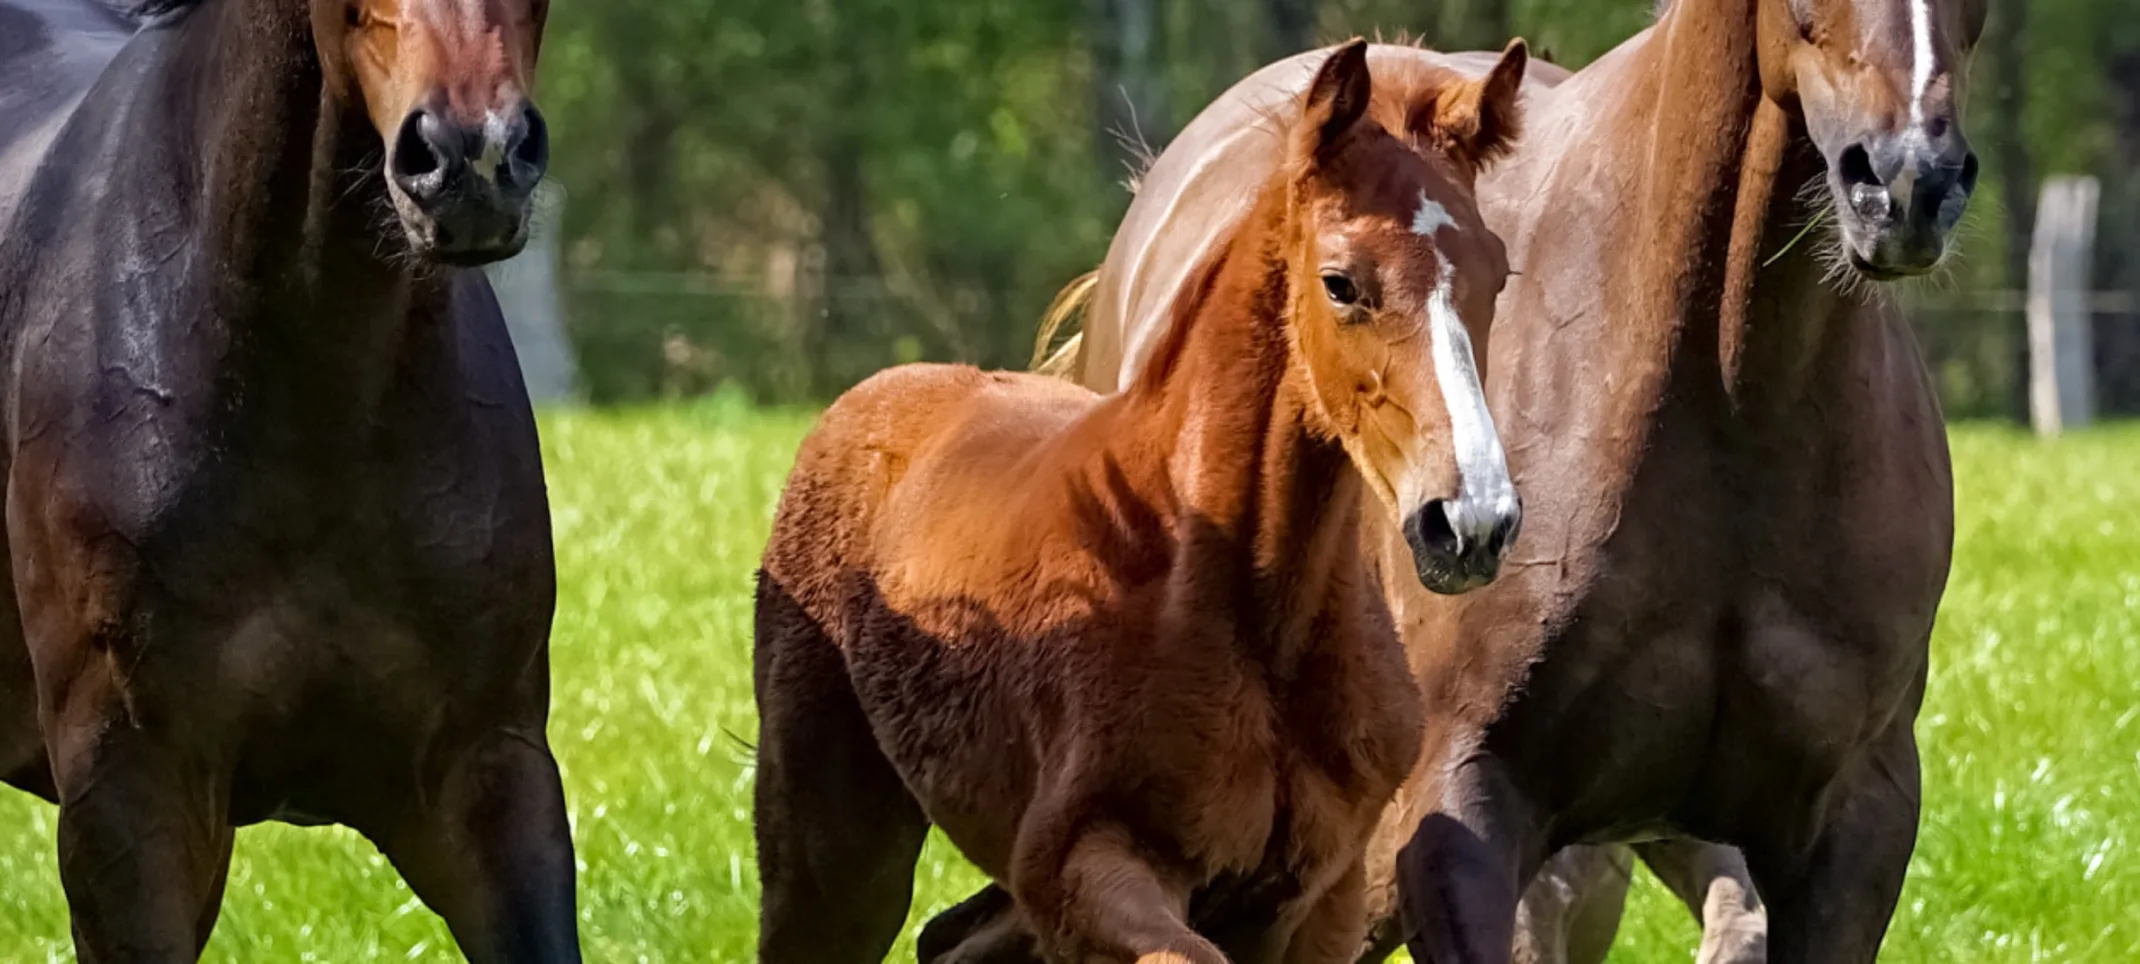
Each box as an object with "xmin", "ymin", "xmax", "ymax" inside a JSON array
[
  {"xmin": 1411, "ymin": 499, "xmax": 1464, "ymax": 558},
  {"xmin": 1837, "ymin": 143, "xmax": 1878, "ymax": 188},
  {"xmin": 391, "ymin": 109, "xmax": 454, "ymax": 198},
  {"xmin": 1958, "ymin": 151, "xmax": 1981, "ymax": 195},
  {"xmin": 1489, "ymin": 504, "xmax": 1522, "ymax": 555},
  {"xmin": 513, "ymin": 106, "xmax": 550, "ymax": 175}
]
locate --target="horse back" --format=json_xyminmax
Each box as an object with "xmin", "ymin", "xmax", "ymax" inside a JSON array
[{"xmin": 763, "ymin": 364, "xmax": 1099, "ymax": 631}]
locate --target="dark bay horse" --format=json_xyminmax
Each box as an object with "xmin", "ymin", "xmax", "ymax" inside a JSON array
[
  {"xmin": 755, "ymin": 40, "xmax": 1526, "ymax": 964},
  {"xmin": 0, "ymin": 0, "xmax": 575, "ymax": 960},
  {"xmin": 949, "ymin": 0, "xmax": 1983, "ymax": 962}
]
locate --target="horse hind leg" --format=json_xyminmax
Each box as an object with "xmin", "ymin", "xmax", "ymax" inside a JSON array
[
  {"xmin": 1632, "ymin": 838, "xmax": 1766, "ymax": 964},
  {"xmin": 917, "ymin": 885, "xmax": 1042, "ymax": 964},
  {"xmin": 1510, "ymin": 845, "xmax": 1634, "ymax": 964},
  {"xmin": 754, "ymin": 573, "xmax": 929, "ymax": 964}
]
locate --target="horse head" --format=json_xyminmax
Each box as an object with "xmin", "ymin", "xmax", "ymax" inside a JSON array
[
  {"xmin": 1280, "ymin": 39, "xmax": 1527, "ymax": 594},
  {"xmin": 314, "ymin": 0, "xmax": 551, "ymax": 265},
  {"xmin": 1757, "ymin": 0, "xmax": 1986, "ymax": 278}
]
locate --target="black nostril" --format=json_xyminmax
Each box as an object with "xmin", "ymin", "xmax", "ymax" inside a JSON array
[
  {"xmin": 1489, "ymin": 509, "xmax": 1521, "ymax": 555},
  {"xmin": 393, "ymin": 111, "xmax": 439, "ymax": 179},
  {"xmin": 515, "ymin": 106, "xmax": 550, "ymax": 173},
  {"xmin": 1838, "ymin": 143, "xmax": 1878, "ymax": 187},
  {"xmin": 1958, "ymin": 152, "xmax": 1981, "ymax": 195},
  {"xmin": 1412, "ymin": 499, "xmax": 1463, "ymax": 557}
]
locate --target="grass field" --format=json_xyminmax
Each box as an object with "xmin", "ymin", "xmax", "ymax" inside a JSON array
[{"xmin": 1, "ymin": 399, "xmax": 2134, "ymax": 962}]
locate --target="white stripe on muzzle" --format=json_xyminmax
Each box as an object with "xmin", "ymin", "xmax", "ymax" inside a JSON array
[{"xmin": 1413, "ymin": 191, "xmax": 1515, "ymax": 543}]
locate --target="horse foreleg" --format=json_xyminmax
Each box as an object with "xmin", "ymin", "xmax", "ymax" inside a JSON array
[
  {"xmin": 1632, "ymin": 838, "xmax": 1766, "ymax": 964},
  {"xmin": 1018, "ymin": 823, "xmax": 1224, "ymax": 964},
  {"xmin": 1742, "ymin": 719, "xmax": 1919, "ymax": 964},
  {"xmin": 1394, "ymin": 759, "xmax": 1544, "ymax": 964},
  {"xmin": 1282, "ymin": 859, "xmax": 1370, "ymax": 964},
  {"xmin": 370, "ymin": 731, "xmax": 582, "ymax": 964},
  {"xmin": 47, "ymin": 711, "xmax": 235, "ymax": 963}
]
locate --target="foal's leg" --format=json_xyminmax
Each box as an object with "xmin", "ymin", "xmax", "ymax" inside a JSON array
[
  {"xmin": 370, "ymin": 730, "xmax": 582, "ymax": 963},
  {"xmin": 916, "ymin": 885, "xmax": 1041, "ymax": 964},
  {"xmin": 1018, "ymin": 823, "xmax": 1224, "ymax": 964},
  {"xmin": 754, "ymin": 579, "xmax": 929, "ymax": 964},
  {"xmin": 1282, "ymin": 860, "xmax": 1371, "ymax": 964},
  {"xmin": 1632, "ymin": 839, "xmax": 1766, "ymax": 964},
  {"xmin": 1741, "ymin": 719, "xmax": 1919, "ymax": 964},
  {"xmin": 46, "ymin": 714, "xmax": 235, "ymax": 963},
  {"xmin": 1395, "ymin": 759, "xmax": 1544, "ymax": 964}
]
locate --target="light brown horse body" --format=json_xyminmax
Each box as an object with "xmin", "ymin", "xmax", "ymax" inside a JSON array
[
  {"xmin": 995, "ymin": 2, "xmax": 1981, "ymax": 962},
  {"xmin": 755, "ymin": 42, "xmax": 1528, "ymax": 964}
]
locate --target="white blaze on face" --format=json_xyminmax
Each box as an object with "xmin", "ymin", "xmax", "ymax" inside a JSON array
[
  {"xmin": 1908, "ymin": 0, "xmax": 1934, "ymax": 127},
  {"xmin": 473, "ymin": 110, "xmax": 511, "ymax": 184},
  {"xmin": 1423, "ymin": 261, "xmax": 1518, "ymax": 544},
  {"xmin": 1412, "ymin": 191, "xmax": 1517, "ymax": 545},
  {"xmin": 1412, "ymin": 191, "xmax": 1458, "ymax": 239}
]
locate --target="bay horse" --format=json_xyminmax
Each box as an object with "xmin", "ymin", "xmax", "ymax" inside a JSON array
[
  {"xmin": 754, "ymin": 39, "xmax": 1527, "ymax": 964},
  {"xmin": 940, "ymin": 0, "xmax": 1984, "ymax": 962},
  {"xmin": 0, "ymin": 0, "xmax": 575, "ymax": 960}
]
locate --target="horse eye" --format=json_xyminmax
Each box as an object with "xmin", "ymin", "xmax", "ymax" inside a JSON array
[
  {"xmin": 344, "ymin": 3, "xmax": 362, "ymax": 27},
  {"xmin": 1322, "ymin": 273, "xmax": 1360, "ymax": 307}
]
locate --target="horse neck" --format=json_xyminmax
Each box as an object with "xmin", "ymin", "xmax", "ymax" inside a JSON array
[
  {"xmin": 1119, "ymin": 187, "xmax": 1364, "ymax": 650},
  {"xmin": 1624, "ymin": 0, "xmax": 1860, "ymax": 418},
  {"xmin": 164, "ymin": 0, "xmax": 429, "ymax": 416}
]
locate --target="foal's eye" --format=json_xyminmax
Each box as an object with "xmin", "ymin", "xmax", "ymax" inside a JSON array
[
  {"xmin": 1322, "ymin": 273, "xmax": 1361, "ymax": 308},
  {"xmin": 344, "ymin": 3, "xmax": 362, "ymax": 27}
]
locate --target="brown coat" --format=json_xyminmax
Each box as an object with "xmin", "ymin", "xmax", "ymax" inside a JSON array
[{"xmin": 754, "ymin": 41, "xmax": 1529, "ymax": 964}]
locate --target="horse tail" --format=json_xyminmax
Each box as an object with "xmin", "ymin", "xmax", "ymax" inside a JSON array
[{"xmin": 1031, "ymin": 270, "xmax": 1099, "ymax": 379}]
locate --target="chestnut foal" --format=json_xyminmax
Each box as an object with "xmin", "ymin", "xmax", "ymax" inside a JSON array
[{"xmin": 754, "ymin": 41, "xmax": 1523, "ymax": 964}]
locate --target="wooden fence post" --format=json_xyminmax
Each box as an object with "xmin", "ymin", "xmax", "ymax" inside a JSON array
[
  {"xmin": 485, "ymin": 183, "xmax": 581, "ymax": 405},
  {"xmin": 2027, "ymin": 175, "xmax": 2098, "ymax": 436}
]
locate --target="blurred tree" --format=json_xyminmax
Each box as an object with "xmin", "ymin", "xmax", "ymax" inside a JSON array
[{"xmin": 531, "ymin": 0, "xmax": 2132, "ymax": 414}]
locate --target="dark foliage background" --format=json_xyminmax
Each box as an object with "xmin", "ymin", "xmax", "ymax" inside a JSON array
[{"xmin": 536, "ymin": 0, "xmax": 2140, "ymax": 418}]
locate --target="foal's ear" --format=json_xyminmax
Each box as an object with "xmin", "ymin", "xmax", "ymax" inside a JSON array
[
  {"xmin": 1413, "ymin": 38, "xmax": 1528, "ymax": 174},
  {"xmin": 1294, "ymin": 39, "xmax": 1373, "ymax": 164}
]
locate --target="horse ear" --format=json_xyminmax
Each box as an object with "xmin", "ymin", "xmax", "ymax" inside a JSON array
[
  {"xmin": 1413, "ymin": 38, "xmax": 1527, "ymax": 173},
  {"xmin": 1295, "ymin": 39, "xmax": 1373, "ymax": 163}
]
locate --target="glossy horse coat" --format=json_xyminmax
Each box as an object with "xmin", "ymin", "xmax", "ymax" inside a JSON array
[
  {"xmin": 0, "ymin": 0, "xmax": 575, "ymax": 960},
  {"xmin": 985, "ymin": 1, "xmax": 1980, "ymax": 962},
  {"xmin": 754, "ymin": 42, "xmax": 1524, "ymax": 964}
]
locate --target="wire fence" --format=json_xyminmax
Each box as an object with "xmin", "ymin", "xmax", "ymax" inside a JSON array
[{"xmin": 542, "ymin": 268, "xmax": 2140, "ymax": 421}]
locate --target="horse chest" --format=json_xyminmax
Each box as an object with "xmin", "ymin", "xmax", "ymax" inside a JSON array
[
  {"xmin": 1489, "ymin": 415, "xmax": 1947, "ymax": 826},
  {"xmin": 1187, "ymin": 642, "xmax": 1419, "ymax": 881}
]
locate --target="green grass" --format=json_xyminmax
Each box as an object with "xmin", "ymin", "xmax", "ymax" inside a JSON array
[{"xmin": 1, "ymin": 406, "xmax": 2134, "ymax": 962}]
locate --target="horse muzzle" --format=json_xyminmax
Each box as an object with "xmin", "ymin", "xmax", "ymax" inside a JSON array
[
  {"xmin": 1403, "ymin": 494, "xmax": 1521, "ymax": 595},
  {"xmin": 387, "ymin": 100, "xmax": 550, "ymax": 266},
  {"xmin": 1829, "ymin": 126, "xmax": 1978, "ymax": 280}
]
